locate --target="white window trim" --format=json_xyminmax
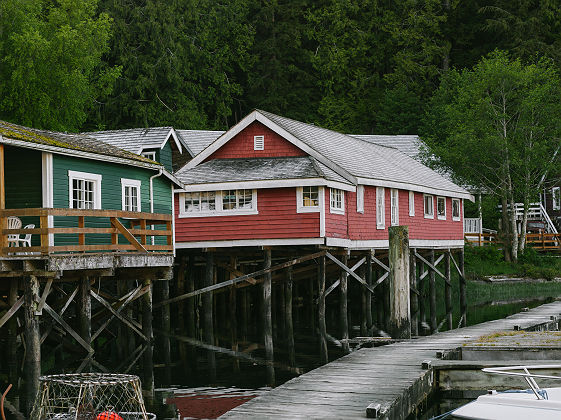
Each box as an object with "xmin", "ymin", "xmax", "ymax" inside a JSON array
[
  {"xmin": 376, "ymin": 187, "xmax": 385, "ymax": 229},
  {"xmin": 121, "ymin": 178, "xmax": 142, "ymax": 212},
  {"xmin": 141, "ymin": 151, "xmax": 157, "ymax": 161},
  {"xmin": 437, "ymin": 196, "xmax": 446, "ymax": 220},
  {"xmin": 409, "ymin": 190, "xmax": 415, "ymax": 217},
  {"xmin": 452, "ymin": 198, "xmax": 461, "ymax": 221},
  {"xmin": 68, "ymin": 170, "xmax": 102, "ymax": 209},
  {"xmin": 178, "ymin": 190, "xmax": 258, "ymax": 218},
  {"xmin": 254, "ymin": 135, "xmax": 264, "ymax": 151},
  {"xmin": 390, "ymin": 189, "xmax": 399, "ymax": 226},
  {"xmin": 330, "ymin": 188, "xmax": 345, "ymax": 215},
  {"xmin": 424, "ymin": 194, "xmax": 434, "ymax": 219},
  {"xmin": 356, "ymin": 185, "xmax": 364, "ymax": 213},
  {"xmin": 297, "ymin": 186, "xmax": 321, "ymax": 213},
  {"xmin": 553, "ymin": 187, "xmax": 561, "ymax": 211}
]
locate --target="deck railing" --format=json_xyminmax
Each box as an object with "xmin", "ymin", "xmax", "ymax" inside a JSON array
[
  {"xmin": 465, "ymin": 232, "xmax": 561, "ymax": 251},
  {"xmin": 0, "ymin": 208, "xmax": 173, "ymax": 256}
]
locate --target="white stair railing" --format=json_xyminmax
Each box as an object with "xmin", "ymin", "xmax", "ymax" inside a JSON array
[{"xmin": 540, "ymin": 203, "xmax": 558, "ymax": 234}]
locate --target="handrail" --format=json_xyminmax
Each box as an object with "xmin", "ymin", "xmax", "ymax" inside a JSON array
[
  {"xmin": 483, "ymin": 365, "xmax": 561, "ymax": 400},
  {"xmin": 0, "ymin": 208, "xmax": 173, "ymax": 256}
]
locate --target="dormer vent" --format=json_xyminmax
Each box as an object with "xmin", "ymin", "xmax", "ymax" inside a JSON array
[{"xmin": 254, "ymin": 135, "xmax": 264, "ymax": 150}]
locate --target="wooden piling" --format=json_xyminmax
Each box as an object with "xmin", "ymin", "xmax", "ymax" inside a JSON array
[
  {"xmin": 24, "ymin": 275, "xmax": 41, "ymax": 415},
  {"xmin": 365, "ymin": 252, "xmax": 373, "ymax": 333},
  {"xmin": 360, "ymin": 264, "xmax": 367, "ymax": 336},
  {"xmin": 419, "ymin": 261, "xmax": 426, "ymax": 333},
  {"xmin": 116, "ymin": 278, "xmax": 127, "ymax": 360},
  {"xmin": 141, "ymin": 278, "xmax": 154, "ymax": 397},
  {"xmin": 7, "ymin": 278, "xmax": 19, "ymax": 410},
  {"xmin": 286, "ymin": 265, "xmax": 296, "ymax": 367},
  {"xmin": 263, "ymin": 248, "xmax": 275, "ymax": 386},
  {"xmin": 230, "ymin": 257, "xmax": 239, "ymax": 373},
  {"xmin": 388, "ymin": 226, "xmax": 411, "ymax": 339},
  {"xmin": 429, "ymin": 249, "xmax": 437, "ymax": 333},
  {"xmin": 340, "ymin": 252, "xmax": 350, "ymax": 353},
  {"xmin": 376, "ymin": 269, "xmax": 384, "ymax": 329},
  {"xmin": 445, "ymin": 250, "xmax": 452, "ymax": 330},
  {"xmin": 459, "ymin": 249, "xmax": 467, "ymax": 327},
  {"xmin": 126, "ymin": 279, "xmax": 136, "ymax": 355},
  {"xmin": 161, "ymin": 278, "xmax": 172, "ymax": 385},
  {"xmin": 78, "ymin": 276, "xmax": 91, "ymax": 371},
  {"xmin": 318, "ymin": 254, "xmax": 328, "ymax": 364},
  {"xmin": 308, "ymin": 275, "xmax": 315, "ymax": 335},
  {"xmin": 410, "ymin": 248, "xmax": 418, "ymax": 336},
  {"xmin": 204, "ymin": 252, "xmax": 216, "ymax": 382}
]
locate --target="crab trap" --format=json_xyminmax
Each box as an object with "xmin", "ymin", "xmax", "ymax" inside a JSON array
[{"xmin": 31, "ymin": 373, "xmax": 155, "ymax": 420}]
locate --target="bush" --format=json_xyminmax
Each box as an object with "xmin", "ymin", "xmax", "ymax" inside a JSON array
[
  {"xmin": 519, "ymin": 247, "xmax": 540, "ymax": 265},
  {"xmin": 464, "ymin": 244, "xmax": 504, "ymax": 264}
]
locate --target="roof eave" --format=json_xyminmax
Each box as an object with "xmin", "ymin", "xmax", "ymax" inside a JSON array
[{"xmin": 355, "ymin": 177, "xmax": 474, "ymax": 201}]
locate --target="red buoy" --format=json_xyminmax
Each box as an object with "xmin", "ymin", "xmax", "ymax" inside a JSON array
[{"xmin": 95, "ymin": 412, "xmax": 123, "ymax": 420}]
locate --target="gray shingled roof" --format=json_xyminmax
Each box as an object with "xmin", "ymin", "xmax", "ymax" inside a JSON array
[
  {"xmin": 176, "ymin": 129, "xmax": 225, "ymax": 156},
  {"xmin": 85, "ymin": 127, "xmax": 177, "ymax": 155},
  {"xmin": 257, "ymin": 110, "xmax": 469, "ymax": 196},
  {"xmin": 175, "ymin": 156, "xmax": 351, "ymax": 185},
  {"xmin": 0, "ymin": 120, "xmax": 154, "ymax": 164},
  {"xmin": 350, "ymin": 134, "xmax": 421, "ymax": 158}
]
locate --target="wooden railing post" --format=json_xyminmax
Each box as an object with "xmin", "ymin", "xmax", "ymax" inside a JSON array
[
  {"xmin": 78, "ymin": 215, "xmax": 85, "ymax": 247},
  {"xmin": 478, "ymin": 233, "xmax": 482, "ymax": 247},
  {"xmin": 40, "ymin": 214, "xmax": 49, "ymax": 254},
  {"xmin": 140, "ymin": 219, "xmax": 147, "ymax": 245}
]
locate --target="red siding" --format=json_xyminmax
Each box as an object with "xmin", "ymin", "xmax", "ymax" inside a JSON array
[
  {"xmin": 206, "ymin": 121, "xmax": 307, "ymax": 161},
  {"xmin": 175, "ymin": 188, "xmax": 319, "ymax": 242},
  {"xmin": 325, "ymin": 188, "xmax": 347, "ymax": 238}
]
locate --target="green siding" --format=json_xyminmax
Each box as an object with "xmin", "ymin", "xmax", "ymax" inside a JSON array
[
  {"xmin": 5, "ymin": 146, "xmax": 42, "ymax": 244},
  {"xmin": 158, "ymin": 142, "xmax": 173, "ymax": 172},
  {"xmin": 52, "ymin": 154, "xmax": 172, "ymax": 246}
]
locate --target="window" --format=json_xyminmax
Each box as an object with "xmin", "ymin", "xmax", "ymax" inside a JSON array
[
  {"xmin": 424, "ymin": 194, "xmax": 434, "ymax": 219},
  {"xmin": 68, "ymin": 170, "xmax": 102, "ymax": 209},
  {"xmin": 297, "ymin": 186, "xmax": 320, "ymax": 213},
  {"xmin": 330, "ymin": 188, "xmax": 344, "ymax": 214},
  {"xmin": 183, "ymin": 191, "xmax": 216, "ymax": 213},
  {"xmin": 141, "ymin": 151, "xmax": 157, "ymax": 161},
  {"xmin": 254, "ymin": 135, "xmax": 264, "ymax": 150},
  {"xmin": 452, "ymin": 198, "xmax": 461, "ymax": 221},
  {"xmin": 376, "ymin": 187, "xmax": 385, "ymax": 229},
  {"xmin": 356, "ymin": 185, "xmax": 364, "ymax": 213},
  {"xmin": 121, "ymin": 178, "xmax": 141, "ymax": 212},
  {"xmin": 553, "ymin": 187, "xmax": 561, "ymax": 211},
  {"xmin": 179, "ymin": 189, "xmax": 257, "ymax": 217},
  {"xmin": 391, "ymin": 189, "xmax": 399, "ymax": 226},
  {"xmin": 437, "ymin": 196, "xmax": 446, "ymax": 220},
  {"xmin": 409, "ymin": 191, "xmax": 415, "ymax": 217}
]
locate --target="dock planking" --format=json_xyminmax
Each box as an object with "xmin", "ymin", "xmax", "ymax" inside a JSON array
[{"xmin": 220, "ymin": 300, "xmax": 561, "ymax": 419}]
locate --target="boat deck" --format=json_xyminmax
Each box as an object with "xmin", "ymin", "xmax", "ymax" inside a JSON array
[{"xmin": 220, "ymin": 300, "xmax": 561, "ymax": 419}]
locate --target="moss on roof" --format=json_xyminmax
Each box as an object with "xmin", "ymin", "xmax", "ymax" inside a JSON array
[{"xmin": 0, "ymin": 120, "xmax": 158, "ymax": 165}]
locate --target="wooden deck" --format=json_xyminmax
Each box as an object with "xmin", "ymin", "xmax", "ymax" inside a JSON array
[{"xmin": 220, "ymin": 300, "xmax": 561, "ymax": 419}]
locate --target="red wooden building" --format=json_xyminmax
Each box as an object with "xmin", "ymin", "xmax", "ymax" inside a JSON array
[{"xmin": 173, "ymin": 110, "xmax": 473, "ymax": 250}]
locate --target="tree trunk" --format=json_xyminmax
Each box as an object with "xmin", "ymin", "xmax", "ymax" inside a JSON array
[
  {"xmin": 501, "ymin": 196, "xmax": 512, "ymax": 262},
  {"xmin": 509, "ymin": 195, "xmax": 519, "ymax": 262},
  {"xmin": 519, "ymin": 198, "xmax": 529, "ymax": 254}
]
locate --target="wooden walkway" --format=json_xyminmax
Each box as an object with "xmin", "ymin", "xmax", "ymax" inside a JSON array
[{"xmin": 220, "ymin": 300, "xmax": 561, "ymax": 419}]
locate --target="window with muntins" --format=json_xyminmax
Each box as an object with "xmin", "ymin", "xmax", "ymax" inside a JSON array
[
  {"xmin": 452, "ymin": 198, "xmax": 461, "ymax": 221},
  {"xmin": 330, "ymin": 188, "xmax": 344, "ymax": 214},
  {"xmin": 302, "ymin": 186, "xmax": 319, "ymax": 207},
  {"xmin": 357, "ymin": 185, "xmax": 364, "ymax": 213},
  {"xmin": 409, "ymin": 191, "xmax": 415, "ymax": 216},
  {"xmin": 141, "ymin": 151, "xmax": 157, "ymax": 161},
  {"xmin": 391, "ymin": 189, "xmax": 399, "ymax": 226},
  {"xmin": 424, "ymin": 194, "xmax": 434, "ymax": 218},
  {"xmin": 376, "ymin": 187, "xmax": 385, "ymax": 229},
  {"xmin": 553, "ymin": 187, "xmax": 561, "ymax": 211},
  {"xmin": 184, "ymin": 191, "xmax": 216, "ymax": 213},
  {"xmin": 179, "ymin": 190, "xmax": 256, "ymax": 217},
  {"xmin": 121, "ymin": 178, "xmax": 141, "ymax": 212},
  {"xmin": 223, "ymin": 189, "xmax": 254, "ymax": 211},
  {"xmin": 69, "ymin": 170, "xmax": 102, "ymax": 209},
  {"xmin": 437, "ymin": 196, "xmax": 446, "ymax": 220}
]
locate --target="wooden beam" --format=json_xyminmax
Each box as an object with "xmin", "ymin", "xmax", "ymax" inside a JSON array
[
  {"xmin": 0, "ymin": 295, "xmax": 23, "ymax": 329},
  {"xmin": 415, "ymin": 251, "xmax": 445, "ymax": 280},
  {"xmin": 41, "ymin": 286, "xmax": 79, "ymax": 344},
  {"xmin": 154, "ymin": 250, "xmax": 327, "ymax": 308},
  {"xmin": 43, "ymin": 303, "xmax": 94, "ymax": 354},
  {"xmin": 215, "ymin": 261, "xmax": 257, "ymax": 285},
  {"xmin": 371, "ymin": 255, "xmax": 389, "ymax": 272},
  {"xmin": 322, "ymin": 257, "xmax": 365, "ymax": 300},
  {"xmin": 326, "ymin": 252, "xmax": 375, "ymax": 294},
  {"xmin": 35, "ymin": 278, "xmax": 53, "ymax": 315},
  {"xmin": 110, "ymin": 217, "xmax": 147, "ymax": 253}
]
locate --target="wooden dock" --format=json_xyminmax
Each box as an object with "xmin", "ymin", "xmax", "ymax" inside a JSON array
[{"xmin": 220, "ymin": 300, "xmax": 561, "ymax": 419}]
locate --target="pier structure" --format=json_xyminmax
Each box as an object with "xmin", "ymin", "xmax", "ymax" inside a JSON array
[{"xmin": 220, "ymin": 300, "xmax": 561, "ymax": 419}]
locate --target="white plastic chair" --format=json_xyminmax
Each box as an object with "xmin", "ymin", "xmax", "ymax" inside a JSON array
[
  {"xmin": 7, "ymin": 216, "xmax": 22, "ymax": 247},
  {"xmin": 18, "ymin": 224, "xmax": 34, "ymax": 248}
]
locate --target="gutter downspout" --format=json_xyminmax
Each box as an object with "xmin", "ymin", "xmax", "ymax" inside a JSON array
[{"xmin": 149, "ymin": 168, "xmax": 163, "ymax": 245}]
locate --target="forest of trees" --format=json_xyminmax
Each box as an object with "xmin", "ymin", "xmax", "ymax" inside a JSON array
[
  {"xmin": 2, "ymin": 0, "xmax": 561, "ymax": 134},
  {"xmin": 3, "ymin": 0, "xmax": 561, "ymax": 261}
]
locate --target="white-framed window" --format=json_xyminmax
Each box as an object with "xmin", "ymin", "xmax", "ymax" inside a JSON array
[
  {"xmin": 390, "ymin": 189, "xmax": 399, "ymax": 226},
  {"xmin": 121, "ymin": 178, "xmax": 141, "ymax": 212},
  {"xmin": 376, "ymin": 187, "xmax": 385, "ymax": 229},
  {"xmin": 356, "ymin": 185, "xmax": 364, "ymax": 213},
  {"xmin": 68, "ymin": 170, "xmax": 102, "ymax": 209},
  {"xmin": 437, "ymin": 196, "xmax": 446, "ymax": 220},
  {"xmin": 553, "ymin": 187, "xmax": 561, "ymax": 211},
  {"xmin": 424, "ymin": 194, "xmax": 434, "ymax": 219},
  {"xmin": 330, "ymin": 188, "xmax": 344, "ymax": 214},
  {"xmin": 296, "ymin": 186, "xmax": 320, "ymax": 213},
  {"xmin": 141, "ymin": 151, "xmax": 157, "ymax": 161},
  {"xmin": 254, "ymin": 135, "xmax": 264, "ymax": 150},
  {"xmin": 179, "ymin": 189, "xmax": 257, "ymax": 217},
  {"xmin": 452, "ymin": 198, "xmax": 461, "ymax": 221},
  {"xmin": 409, "ymin": 191, "xmax": 415, "ymax": 217}
]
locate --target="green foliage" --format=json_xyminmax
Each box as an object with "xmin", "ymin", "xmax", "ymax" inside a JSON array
[{"xmin": 0, "ymin": 0, "xmax": 120, "ymax": 131}]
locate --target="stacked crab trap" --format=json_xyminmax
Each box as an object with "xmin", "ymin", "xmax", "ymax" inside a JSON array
[{"xmin": 31, "ymin": 373, "xmax": 156, "ymax": 420}]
